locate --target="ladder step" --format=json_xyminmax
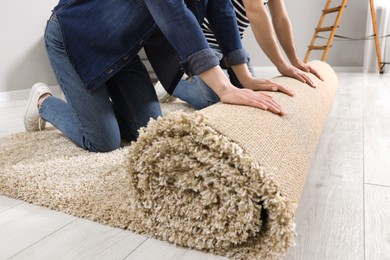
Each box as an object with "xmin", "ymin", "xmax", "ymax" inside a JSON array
[
  {"xmin": 308, "ymin": 45, "xmax": 330, "ymax": 50},
  {"xmin": 323, "ymin": 6, "xmax": 342, "ymax": 14},
  {"xmin": 316, "ymin": 26, "xmax": 336, "ymax": 32}
]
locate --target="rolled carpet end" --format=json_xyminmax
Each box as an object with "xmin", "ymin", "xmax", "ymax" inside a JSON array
[{"xmin": 127, "ymin": 111, "xmax": 297, "ymax": 259}]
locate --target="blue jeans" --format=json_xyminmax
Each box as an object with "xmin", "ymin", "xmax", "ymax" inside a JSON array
[
  {"xmin": 40, "ymin": 15, "xmax": 162, "ymax": 152},
  {"xmin": 172, "ymin": 47, "xmax": 255, "ymax": 110}
]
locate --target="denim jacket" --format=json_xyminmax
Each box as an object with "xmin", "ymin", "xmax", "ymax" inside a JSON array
[{"xmin": 52, "ymin": 0, "xmax": 248, "ymax": 93}]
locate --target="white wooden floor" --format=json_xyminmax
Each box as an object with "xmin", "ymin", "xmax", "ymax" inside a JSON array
[{"xmin": 0, "ymin": 72, "xmax": 389, "ymax": 260}]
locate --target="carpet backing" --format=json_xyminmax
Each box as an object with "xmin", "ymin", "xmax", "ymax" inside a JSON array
[{"xmin": 0, "ymin": 61, "xmax": 338, "ymax": 259}]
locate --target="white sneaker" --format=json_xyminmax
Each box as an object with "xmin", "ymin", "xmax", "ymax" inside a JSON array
[
  {"xmin": 154, "ymin": 81, "xmax": 177, "ymax": 103},
  {"xmin": 24, "ymin": 82, "xmax": 52, "ymax": 131}
]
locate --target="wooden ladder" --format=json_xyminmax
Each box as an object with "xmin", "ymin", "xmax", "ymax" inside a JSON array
[{"xmin": 304, "ymin": 0, "xmax": 384, "ymax": 73}]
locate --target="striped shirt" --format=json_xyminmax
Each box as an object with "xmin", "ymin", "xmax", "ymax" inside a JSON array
[{"xmin": 202, "ymin": 0, "xmax": 269, "ymax": 48}]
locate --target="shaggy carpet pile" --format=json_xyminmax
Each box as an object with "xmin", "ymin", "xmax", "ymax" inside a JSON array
[{"xmin": 0, "ymin": 61, "xmax": 338, "ymax": 259}]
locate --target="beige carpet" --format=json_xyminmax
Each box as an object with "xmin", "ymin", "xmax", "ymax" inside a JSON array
[{"xmin": 0, "ymin": 61, "xmax": 338, "ymax": 259}]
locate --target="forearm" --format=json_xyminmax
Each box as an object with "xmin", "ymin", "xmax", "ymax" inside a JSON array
[
  {"xmin": 230, "ymin": 63, "xmax": 253, "ymax": 86},
  {"xmin": 268, "ymin": 0, "xmax": 300, "ymax": 65},
  {"xmin": 242, "ymin": 0, "xmax": 289, "ymax": 71},
  {"xmin": 198, "ymin": 66, "xmax": 232, "ymax": 97},
  {"xmin": 273, "ymin": 18, "xmax": 300, "ymax": 64}
]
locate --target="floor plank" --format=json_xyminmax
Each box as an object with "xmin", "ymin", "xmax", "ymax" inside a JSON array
[
  {"xmin": 328, "ymin": 73, "xmax": 366, "ymax": 119},
  {"xmin": 365, "ymin": 184, "xmax": 390, "ymax": 259},
  {"xmin": 9, "ymin": 218, "xmax": 148, "ymax": 260},
  {"xmin": 0, "ymin": 195, "xmax": 24, "ymax": 213},
  {"xmin": 364, "ymin": 74, "xmax": 390, "ymax": 186},
  {"xmin": 127, "ymin": 238, "xmax": 227, "ymax": 260},
  {"xmin": 0, "ymin": 203, "xmax": 76, "ymax": 259}
]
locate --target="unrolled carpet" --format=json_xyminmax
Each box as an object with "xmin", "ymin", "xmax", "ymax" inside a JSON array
[{"xmin": 0, "ymin": 61, "xmax": 337, "ymax": 259}]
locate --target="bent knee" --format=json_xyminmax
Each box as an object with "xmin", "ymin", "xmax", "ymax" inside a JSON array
[{"xmin": 83, "ymin": 135, "xmax": 121, "ymax": 153}]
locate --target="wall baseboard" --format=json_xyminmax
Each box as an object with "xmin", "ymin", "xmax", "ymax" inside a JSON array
[
  {"xmin": 331, "ymin": 66, "xmax": 364, "ymax": 72},
  {"xmin": 0, "ymin": 86, "xmax": 62, "ymax": 103},
  {"xmin": 0, "ymin": 66, "xmax": 366, "ymax": 103}
]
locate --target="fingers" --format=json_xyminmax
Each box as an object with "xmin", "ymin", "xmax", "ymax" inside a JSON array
[
  {"xmin": 249, "ymin": 79, "xmax": 295, "ymax": 97},
  {"xmin": 262, "ymin": 95, "xmax": 286, "ymax": 115},
  {"xmin": 294, "ymin": 61, "xmax": 324, "ymax": 84},
  {"xmin": 307, "ymin": 65, "xmax": 324, "ymax": 81},
  {"xmin": 260, "ymin": 92, "xmax": 273, "ymax": 98},
  {"xmin": 298, "ymin": 63, "xmax": 324, "ymax": 82},
  {"xmin": 297, "ymin": 71, "xmax": 316, "ymax": 88},
  {"xmin": 250, "ymin": 91, "xmax": 287, "ymax": 116},
  {"xmin": 290, "ymin": 71, "xmax": 307, "ymax": 84},
  {"xmin": 284, "ymin": 66, "xmax": 316, "ymax": 88},
  {"xmin": 271, "ymin": 83, "xmax": 295, "ymax": 96},
  {"xmin": 224, "ymin": 88, "xmax": 286, "ymax": 116},
  {"xmin": 219, "ymin": 84, "xmax": 290, "ymax": 116},
  {"xmin": 279, "ymin": 66, "xmax": 314, "ymax": 88}
]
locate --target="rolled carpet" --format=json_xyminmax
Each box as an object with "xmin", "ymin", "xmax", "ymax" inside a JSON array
[{"xmin": 0, "ymin": 61, "xmax": 337, "ymax": 259}]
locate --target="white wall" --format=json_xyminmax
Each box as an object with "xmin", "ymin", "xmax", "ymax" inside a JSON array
[
  {"xmin": 0, "ymin": 1, "xmax": 58, "ymax": 93},
  {"xmin": 0, "ymin": 0, "xmax": 370, "ymax": 93},
  {"xmin": 243, "ymin": 0, "xmax": 369, "ymax": 67}
]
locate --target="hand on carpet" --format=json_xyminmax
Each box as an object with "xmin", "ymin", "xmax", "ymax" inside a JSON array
[
  {"xmin": 218, "ymin": 86, "xmax": 287, "ymax": 116},
  {"xmin": 241, "ymin": 76, "xmax": 295, "ymax": 97},
  {"xmin": 292, "ymin": 59, "xmax": 324, "ymax": 83},
  {"xmin": 278, "ymin": 64, "xmax": 321, "ymax": 88}
]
